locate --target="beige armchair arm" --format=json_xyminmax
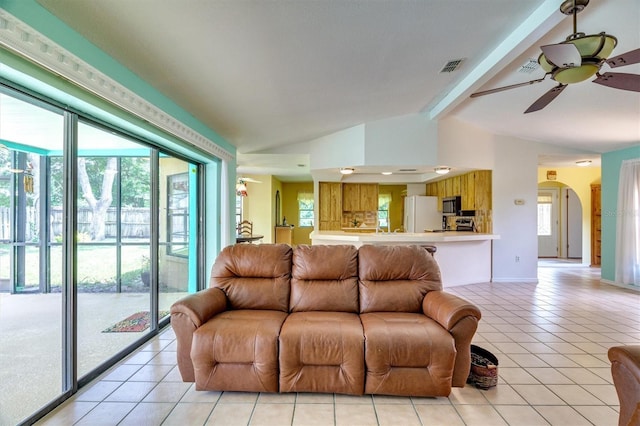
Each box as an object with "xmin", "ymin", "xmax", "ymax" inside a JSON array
[
  {"xmin": 423, "ymin": 291, "xmax": 482, "ymax": 387},
  {"xmin": 170, "ymin": 288, "xmax": 228, "ymax": 382}
]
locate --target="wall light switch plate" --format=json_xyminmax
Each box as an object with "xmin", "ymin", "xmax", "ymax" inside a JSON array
[{"xmin": 514, "ymin": 199, "xmax": 525, "ymax": 205}]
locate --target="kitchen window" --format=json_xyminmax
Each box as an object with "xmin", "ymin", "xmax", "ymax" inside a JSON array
[
  {"xmin": 298, "ymin": 192, "xmax": 314, "ymax": 227},
  {"xmin": 378, "ymin": 193, "xmax": 392, "ymax": 230}
]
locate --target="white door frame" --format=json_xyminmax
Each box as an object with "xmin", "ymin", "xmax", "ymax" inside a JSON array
[{"xmin": 564, "ymin": 187, "xmax": 583, "ymax": 259}]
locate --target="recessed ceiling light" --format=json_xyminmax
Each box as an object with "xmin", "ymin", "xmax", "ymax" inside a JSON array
[
  {"xmin": 575, "ymin": 160, "xmax": 592, "ymax": 167},
  {"xmin": 434, "ymin": 166, "xmax": 451, "ymax": 175},
  {"xmin": 381, "ymin": 171, "xmax": 392, "ymax": 175},
  {"xmin": 340, "ymin": 167, "xmax": 355, "ymax": 175}
]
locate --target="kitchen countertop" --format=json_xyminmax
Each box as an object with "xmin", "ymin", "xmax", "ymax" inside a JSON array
[
  {"xmin": 311, "ymin": 230, "xmax": 499, "ymax": 243},
  {"xmin": 310, "ymin": 230, "xmax": 499, "ymax": 286}
]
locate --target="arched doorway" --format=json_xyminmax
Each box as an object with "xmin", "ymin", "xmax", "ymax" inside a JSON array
[{"xmin": 537, "ymin": 182, "xmax": 583, "ymax": 261}]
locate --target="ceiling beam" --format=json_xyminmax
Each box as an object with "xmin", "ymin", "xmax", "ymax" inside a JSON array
[{"xmin": 426, "ymin": 0, "xmax": 565, "ymax": 120}]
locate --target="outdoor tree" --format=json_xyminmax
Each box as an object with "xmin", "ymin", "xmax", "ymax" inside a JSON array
[{"xmin": 78, "ymin": 157, "xmax": 117, "ymax": 241}]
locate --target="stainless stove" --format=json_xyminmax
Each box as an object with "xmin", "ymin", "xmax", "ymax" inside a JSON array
[{"xmin": 455, "ymin": 218, "xmax": 476, "ymax": 232}]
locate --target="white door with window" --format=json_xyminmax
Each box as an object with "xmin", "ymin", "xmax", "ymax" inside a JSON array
[{"xmin": 538, "ymin": 189, "xmax": 559, "ymax": 257}]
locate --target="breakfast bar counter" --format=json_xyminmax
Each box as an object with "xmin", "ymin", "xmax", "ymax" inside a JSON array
[{"xmin": 310, "ymin": 231, "xmax": 499, "ymax": 286}]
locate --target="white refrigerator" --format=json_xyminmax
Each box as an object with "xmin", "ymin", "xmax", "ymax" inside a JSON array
[{"xmin": 404, "ymin": 195, "xmax": 442, "ymax": 232}]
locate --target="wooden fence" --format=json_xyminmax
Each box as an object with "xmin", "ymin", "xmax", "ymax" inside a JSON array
[{"xmin": 0, "ymin": 206, "xmax": 150, "ymax": 241}]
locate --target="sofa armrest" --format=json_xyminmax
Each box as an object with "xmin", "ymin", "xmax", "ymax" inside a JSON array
[
  {"xmin": 423, "ymin": 291, "xmax": 482, "ymax": 387},
  {"xmin": 608, "ymin": 345, "xmax": 640, "ymax": 426},
  {"xmin": 423, "ymin": 291, "xmax": 481, "ymax": 330},
  {"xmin": 170, "ymin": 288, "xmax": 228, "ymax": 382}
]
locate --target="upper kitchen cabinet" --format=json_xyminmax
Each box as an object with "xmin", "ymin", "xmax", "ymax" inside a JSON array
[
  {"xmin": 342, "ymin": 183, "xmax": 378, "ymax": 211},
  {"xmin": 360, "ymin": 184, "xmax": 379, "ymax": 211},
  {"xmin": 474, "ymin": 170, "xmax": 492, "ymax": 211},
  {"xmin": 319, "ymin": 182, "xmax": 342, "ymax": 230},
  {"xmin": 425, "ymin": 170, "xmax": 492, "ymax": 212},
  {"xmin": 461, "ymin": 173, "xmax": 475, "ymax": 210},
  {"xmin": 342, "ymin": 183, "xmax": 359, "ymax": 211}
]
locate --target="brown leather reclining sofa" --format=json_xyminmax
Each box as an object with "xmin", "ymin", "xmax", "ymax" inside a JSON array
[{"xmin": 170, "ymin": 243, "xmax": 481, "ymax": 397}]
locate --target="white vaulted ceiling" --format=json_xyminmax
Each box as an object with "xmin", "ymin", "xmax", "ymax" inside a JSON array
[{"xmin": 36, "ymin": 0, "xmax": 640, "ymax": 179}]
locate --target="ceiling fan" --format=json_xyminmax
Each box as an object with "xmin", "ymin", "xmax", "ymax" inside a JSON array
[
  {"xmin": 470, "ymin": 0, "xmax": 640, "ymax": 113},
  {"xmin": 236, "ymin": 177, "xmax": 261, "ymax": 197}
]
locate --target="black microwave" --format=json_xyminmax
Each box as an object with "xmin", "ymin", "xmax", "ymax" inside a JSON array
[{"xmin": 442, "ymin": 196, "xmax": 461, "ymax": 216}]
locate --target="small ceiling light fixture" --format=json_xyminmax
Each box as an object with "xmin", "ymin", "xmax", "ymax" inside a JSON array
[
  {"xmin": 340, "ymin": 167, "xmax": 355, "ymax": 175},
  {"xmin": 434, "ymin": 166, "xmax": 451, "ymax": 175},
  {"xmin": 381, "ymin": 171, "xmax": 393, "ymax": 175},
  {"xmin": 575, "ymin": 160, "xmax": 592, "ymax": 166}
]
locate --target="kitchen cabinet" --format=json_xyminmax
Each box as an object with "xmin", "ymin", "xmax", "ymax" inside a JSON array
[
  {"xmin": 461, "ymin": 172, "xmax": 475, "ymax": 210},
  {"xmin": 451, "ymin": 176, "xmax": 461, "ymax": 197},
  {"xmin": 319, "ymin": 182, "xmax": 342, "ymax": 230},
  {"xmin": 437, "ymin": 180, "xmax": 446, "ymax": 207},
  {"xmin": 474, "ymin": 170, "xmax": 492, "ymax": 211},
  {"xmin": 360, "ymin": 184, "xmax": 379, "ymax": 211},
  {"xmin": 275, "ymin": 226, "xmax": 293, "ymax": 245},
  {"xmin": 591, "ymin": 184, "xmax": 601, "ymax": 266},
  {"xmin": 342, "ymin": 183, "xmax": 378, "ymax": 212},
  {"xmin": 444, "ymin": 179, "xmax": 453, "ymax": 198},
  {"xmin": 342, "ymin": 183, "xmax": 360, "ymax": 211}
]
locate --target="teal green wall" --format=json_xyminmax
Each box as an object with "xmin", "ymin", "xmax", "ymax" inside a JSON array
[
  {"xmin": 601, "ymin": 144, "xmax": 640, "ymax": 282},
  {"xmin": 0, "ymin": 0, "xmax": 237, "ymax": 267}
]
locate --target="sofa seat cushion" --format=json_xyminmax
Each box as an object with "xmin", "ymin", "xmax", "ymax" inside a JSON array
[
  {"xmin": 279, "ymin": 311, "xmax": 365, "ymax": 395},
  {"xmin": 361, "ymin": 312, "xmax": 456, "ymax": 397},
  {"xmin": 191, "ymin": 310, "xmax": 287, "ymax": 392}
]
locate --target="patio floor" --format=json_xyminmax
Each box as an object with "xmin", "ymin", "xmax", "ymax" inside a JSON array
[{"xmin": 0, "ymin": 290, "xmax": 185, "ymax": 426}]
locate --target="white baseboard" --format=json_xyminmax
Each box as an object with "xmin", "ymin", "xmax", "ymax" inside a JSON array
[{"xmin": 491, "ymin": 277, "xmax": 539, "ymax": 283}]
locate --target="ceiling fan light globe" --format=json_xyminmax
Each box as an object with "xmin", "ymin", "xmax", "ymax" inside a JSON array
[
  {"xmin": 569, "ymin": 33, "xmax": 617, "ymax": 58},
  {"xmin": 538, "ymin": 53, "xmax": 555, "ymax": 72},
  {"xmin": 552, "ymin": 63, "xmax": 599, "ymax": 84}
]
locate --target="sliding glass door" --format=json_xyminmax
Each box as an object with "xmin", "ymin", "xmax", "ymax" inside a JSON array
[
  {"xmin": 76, "ymin": 121, "xmax": 154, "ymax": 377},
  {"xmin": 0, "ymin": 85, "xmax": 204, "ymax": 425},
  {"xmin": 0, "ymin": 90, "xmax": 66, "ymax": 425}
]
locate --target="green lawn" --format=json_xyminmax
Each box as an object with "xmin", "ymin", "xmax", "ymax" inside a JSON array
[{"xmin": 0, "ymin": 244, "xmax": 150, "ymax": 290}]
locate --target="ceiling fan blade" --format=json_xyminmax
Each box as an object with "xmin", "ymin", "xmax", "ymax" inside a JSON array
[
  {"xmin": 470, "ymin": 76, "xmax": 547, "ymax": 98},
  {"xmin": 593, "ymin": 72, "xmax": 640, "ymax": 92},
  {"xmin": 238, "ymin": 177, "xmax": 262, "ymax": 183},
  {"xmin": 606, "ymin": 48, "xmax": 640, "ymax": 68},
  {"xmin": 541, "ymin": 43, "xmax": 581, "ymax": 68},
  {"xmin": 524, "ymin": 84, "xmax": 567, "ymax": 114}
]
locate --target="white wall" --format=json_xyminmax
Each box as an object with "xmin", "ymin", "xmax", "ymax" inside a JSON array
[
  {"xmin": 309, "ymin": 124, "xmax": 365, "ymax": 170},
  {"xmin": 438, "ymin": 117, "xmax": 495, "ymax": 169},
  {"xmin": 364, "ymin": 114, "xmax": 438, "ymax": 166},
  {"xmin": 491, "ymin": 135, "xmax": 539, "ymax": 282}
]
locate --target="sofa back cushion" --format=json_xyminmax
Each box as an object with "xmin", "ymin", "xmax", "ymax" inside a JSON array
[
  {"xmin": 290, "ymin": 245, "xmax": 359, "ymax": 313},
  {"xmin": 358, "ymin": 245, "xmax": 442, "ymax": 313},
  {"xmin": 210, "ymin": 243, "xmax": 292, "ymax": 312}
]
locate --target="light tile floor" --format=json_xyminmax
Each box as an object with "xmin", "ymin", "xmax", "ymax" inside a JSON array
[{"xmin": 38, "ymin": 264, "xmax": 640, "ymax": 425}]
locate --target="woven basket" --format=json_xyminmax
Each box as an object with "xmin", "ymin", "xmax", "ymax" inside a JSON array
[{"xmin": 467, "ymin": 345, "xmax": 499, "ymax": 390}]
